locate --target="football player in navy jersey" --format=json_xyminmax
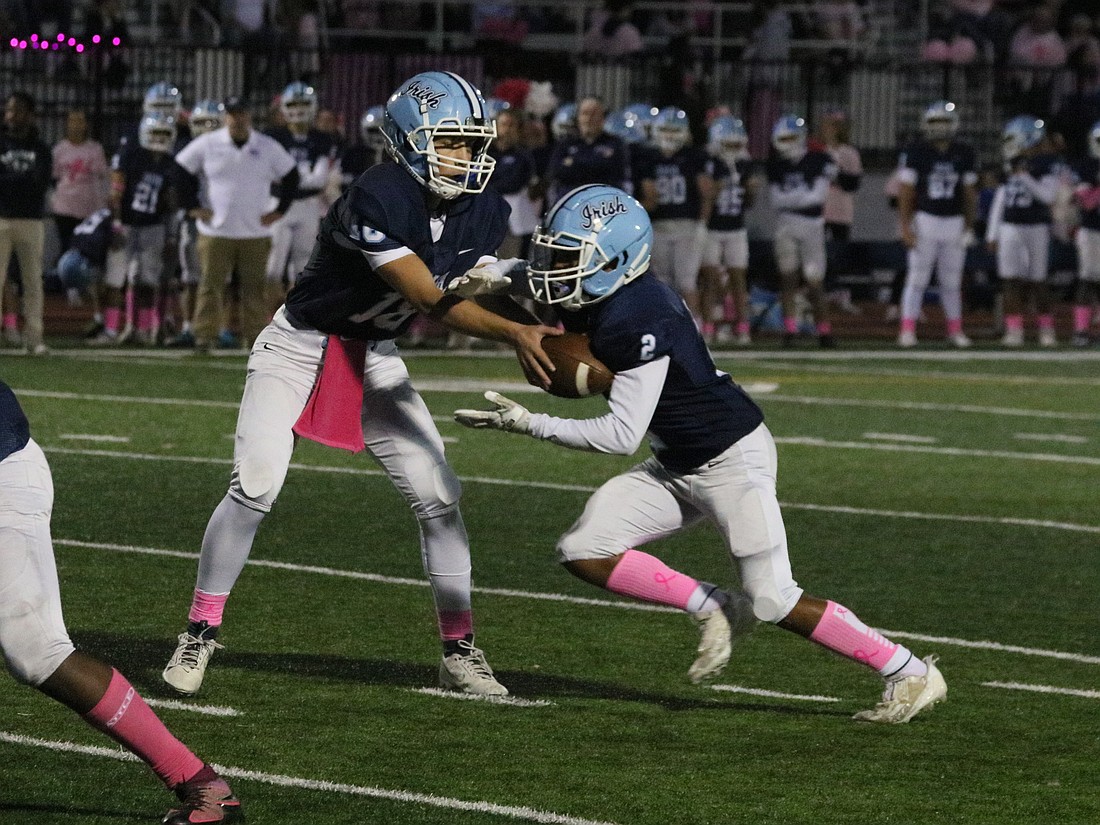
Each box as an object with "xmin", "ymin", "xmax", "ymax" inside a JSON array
[
  {"xmin": 986, "ymin": 116, "xmax": 1065, "ymax": 347},
  {"xmin": 700, "ymin": 115, "xmax": 755, "ymax": 345},
  {"xmin": 264, "ymin": 82, "xmax": 340, "ymax": 311},
  {"xmin": 0, "ymin": 381, "xmax": 243, "ymax": 824},
  {"xmin": 336, "ymin": 105, "xmax": 386, "ymax": 193},
  {"xmin": 895, "ymin": 101, "xmax": 978, "ymax": 348},
  {"xmin": 162, "ymin": 71, "xmax": 561, "ymax": 699},
  {"xmin": 638, "ymin": 106, "xmax": 716, "ymax": 325},
  {"xmin": 766, "ymin": 115, "xmax": 838, "ymax": 347},
  {"xmin": 1071, "ymin": 121, "xmax": 1100, "ymax": 347},
  {"xmin": 454, "ymin": 184, "xmax": 947, "ymax": 723},
  {"xmin": 546, "ymin": 97, "xmax": 628, "ymax": 206},
  {"xmin": 91, "ymin": 112, "xmax": 187, "ymax": 346},
  {"xmin": 487, "ymin": 106, "xmax": 540, "ymax": 259}
]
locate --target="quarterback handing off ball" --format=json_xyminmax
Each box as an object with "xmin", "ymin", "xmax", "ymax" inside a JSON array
[{"xmin": 541, "ymin": 332, "xmax": 614, "ymax": 398}]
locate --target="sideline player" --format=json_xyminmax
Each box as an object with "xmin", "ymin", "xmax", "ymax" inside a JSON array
[
  {"xmin": 986, "ymin": 116, "xmax": 1063, "ymax": 347},
  {"xmin": 264, "ymin": 82, "xmax": 338, "ymax": 311},
  {"xmin": 454, "ymin": 184, "xmax": 947, "ymax": 722},
  {"xmin": 0, "ymin": 380, "xmax": 242, "ymax": 823},
  {"xmin": 895, "ymin": 101, "xmax": 978, "ymax": 348},
  {"xmin": 162, "ymin": 71, "xmax": 560, "ymax": 698},
  {"xmin": 1071, "ymin": 120, "xmax": 1100, "ymax": 347},
  {"xmin": 767, "ymin": 115, "xmax": 837, "ymax": 347}
]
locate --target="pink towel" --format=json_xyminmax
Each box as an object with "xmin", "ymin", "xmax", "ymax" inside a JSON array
[{"xmin": 293, "ymin": 336, "xmax": 368, "ymax": 453}]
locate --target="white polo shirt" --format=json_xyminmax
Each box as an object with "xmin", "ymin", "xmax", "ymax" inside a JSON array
[{"xmin": 175, "ymin": 127, "xmax": 296, "ymax": 238}]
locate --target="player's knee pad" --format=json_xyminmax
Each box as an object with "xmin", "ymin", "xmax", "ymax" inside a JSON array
[
  {"xmin": 406, "ymin": 462, "xmax": 463, "ymax": 520},
  {"xmin": 228, "ymin": 457, "xmax": 278, "ymax": 512},
  {"xmin": 555, "ymin": 523, "xmax": 627, "ymax": 563},
  {"xmin": 0, "ymin": 600, "xmax": 75, "ymax": 686}
]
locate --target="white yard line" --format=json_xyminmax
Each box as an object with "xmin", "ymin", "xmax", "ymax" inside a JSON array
[
  {"xmin": 52, "ymin": 538, "xmax": 1100, "ymax": 667},
  {"xmin": 775, "ymin": 436, "xmax": 1100, "ymax": 466},
  {"xmin": 60, "ymin": 433, "xmax": 131, "ymax": 443},
  {"xmin": 862, "ymin": 432, "xmax": 939, "ymax": 444},
  {"xmin": 407, "ymin": 688, "xmax": 555, "ymax": 707},
  {"xmin": 709, "ymin": 685, "xmax": 843, "ymax": 702},
  {"xmin": 981, "ymin": 681, "xmax": 1100, "ymax": 700},
  {"xmin": 746, "ymin": 359, "xmax": 1100, "ymax": 388},
  {"xmin": 765, "ymin": 394, "xmax": 1100, "ymax": 422},
  {"xmin": 1014, "ymin": 433, "xmax": 1088, "ymax": 444},
  {"xmin": 0, "ymin": 732, "xmax": 617, "ymax": 825},
  {"xmin": 144, "ymin": 698, "xmax": 242, "ymax": 717}
]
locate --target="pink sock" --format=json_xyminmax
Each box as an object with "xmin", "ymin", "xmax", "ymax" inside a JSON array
[
  {"xmin": 816, "ymin": 320, "xmax": 832, "ymax": 335},
  {"xmin": 605, "ymin": 549, "xmax": 698, "ymax": 609},
  {"xmin": 809, "ymin": 601, "xmax": 916, "ymax": 677},
  {"xmin": 784, "ymin": 317, "xmax": 799, "ymax": 334},
  {"xmin": 137, "ymin": 308, "xmax": 154, "ymax": 333},
  {"xmin": 2, "ymin": 312, "xmax": 17, "ymax": 329},
  {"xmin": 1005, "ymin": 314, "xmax": 1024, "ymax": 333},
  {"xmin": 900, "ymin": 318, "xmax": 917, "ymax": 333},
  {"xmin": 701, "ymin": 321, "xmax": 715, "ymax": 337},
  {"xmin": 188, "ymin": 589, "xmax": 228, "ymax": 626},
  {"xmin": 1038, "ymin": 314, "xmax": 1054, "ymax": 331},
  {"xmin": 104, "ymin": 307, "xmax": 122, "ymax": 334},
  {"xmin": 1074, "ymin": 305, "xmax": 1092, "ymax": 333},
  {"xmin": 723, "ymin": 295, "xmax": 735, "ymax": 322},
  {"xmin": 946, "ymin": 318, "xmax": 962, "ymax": 335},
  {"xmin": 438, "ymin": 609, "xmax": 473, "ymax": 641},
  {"xmin": 84, "ymin": 669, "xmax": 203, "ymax": 789},
  {"xmin": 736, "ymin": 320, "xmax": 750, "ymax": 335}
]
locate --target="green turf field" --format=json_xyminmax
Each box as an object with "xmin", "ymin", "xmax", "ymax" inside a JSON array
[{"xmin": 1, "ymin": 347, "xmax": 1097, "ymax": 825}]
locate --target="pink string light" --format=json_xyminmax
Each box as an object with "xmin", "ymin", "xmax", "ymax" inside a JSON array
[{"xmin": 6, "ymin": 32, "xmax": 123, "ymax": 51}]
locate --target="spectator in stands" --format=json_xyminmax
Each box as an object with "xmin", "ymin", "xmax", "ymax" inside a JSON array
[
  {"xmin": 473, "ymin": 2, "xmax": 529, "ymax": 45},
  {"xmin": 582, "ymin": 0, "xmax": 644, "ymax": 59},
  {"xmin": 84, "ymin": 0, "xmax": 130, "ymax": 86},
  {"xmin": 1058, "ymin": 14, "xmax": 1100, "ymax": 100},
  {"xmin": 51, "ymin": 109, "xmax": 109, "ymax": 255},
  {"xmin": 487, "ymin": 108, "xmax": 540, "ymax": 258},
  {"xmin": 815, "ymin": 1, "xmax": 864, "ymax": 42},
  {"xmin": 1008, "ymin": 6, "xmax": 1066, "ymax": 116},
  {"xmin": 546, "ymin": 96, "xmax": 628, "ymax": 206},
  {"xmin": 746, "ymin": 1, "xmax": 791, "ymax": 159},
  {"xmin": 0, "ymin": 92, "xmax": 51, "ymax": 356}
]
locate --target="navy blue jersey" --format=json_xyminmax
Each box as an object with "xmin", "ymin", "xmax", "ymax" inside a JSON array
[
  {"xmin": 487, "ymin": 145, "xmax": 537, "ymax": 196},
  {"xmin": 112, "ymin": 143, "xmax": 182, "ymax": 226},
  {"xmin": 0, "ymin": 131, "xmax": 51, "ymax": 219},
  {"xmin": 765, "ymin": 150, "xmax": 835, "ymax": 218},
  {"xmin": 547, "ymin": 134, "xmax": 628, "ymax": 200},
  {"xmin": 337, "ymin": 143, "xmax": 382, "ymax": 192},
  {"xmin": 266, "ymin": 126, "xmax": 338, "ymax": 199},
  {"xmin": 1002, "ymin": 154, "xmax": 1064, "ymax": 225},
  {"xmin": 1077, "ymin": 157, "xmax": 1100, "ymax": 231},
  {"xmin": 705, "ymin": 156, "xmax": 749, "ymax": 231},
  {"xmin": 0, "ymin": 380, "xmax": 30, "ymax": 462},
  {"xmin": 562, "ymin": 274, "xmax": 763, "ymax": 472},
  {"xmin": 285, "ymin": 162, "xmax": 509, "ymax": 340},
  {"xmin": 639, "ymin": 146, "xmax": 711, "ymax": 221},
  {"xmin": 897, "ymin": 139, "xmax": 976, "ymax": 217},
  {"xmin": 70, "ymin": 208, "xmax": 115, "ymax": 265}
]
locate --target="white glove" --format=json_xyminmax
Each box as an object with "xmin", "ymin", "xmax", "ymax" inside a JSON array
[
  {"xmin": 454, "ymin": 390, "xmax": 532, "ymax": 434},
  {"xmin": 445, "ymin": 258, "xmax": 525, "ymax": 297},
  {"xmin": 960, "ymin": 228, "xmax": 976, "ymax": 249}
]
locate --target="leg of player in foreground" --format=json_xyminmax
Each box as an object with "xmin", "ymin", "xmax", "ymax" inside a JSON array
[
  {"xmin": 0, "ymin": 422, "xmax": 242, "ymax": 822},
  {"xmin": 163, "ymin": 317, "xmax": 506, "ymax": 696}
]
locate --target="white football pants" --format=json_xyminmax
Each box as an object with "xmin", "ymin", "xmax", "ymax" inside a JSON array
[
  {"xmin": 902, "ymin": 212, "xmax": 965, "ymax": 322},
  {"xmin": 996, "ymin": 223, "xmax": 1050, "ymax": 283},
  {"xmin": 556, "ymin": 423, "xmax": 804, "ymax": 624},
  {"xmin": 265, "ymin": 197, "xmax": 323, "ymax": 286}
]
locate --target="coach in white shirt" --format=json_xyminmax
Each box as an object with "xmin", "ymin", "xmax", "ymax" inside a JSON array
[{"xmin": 175, "ymin": 96, "xmax": 298, "ymax": 349}]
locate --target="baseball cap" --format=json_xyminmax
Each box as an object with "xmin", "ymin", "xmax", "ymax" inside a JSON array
[{"xmin": 223, "ymin": 96, "xmax": 248, "ymax": 113}]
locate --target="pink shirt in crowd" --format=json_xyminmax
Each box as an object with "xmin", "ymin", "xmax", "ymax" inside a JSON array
[
  {"xmin": 824, "ymin": 143, "xmax": 862, "ymax": 226},
  {"xmin": 51, "ymin": 139, "xmax": 109, "ymax": 219}
]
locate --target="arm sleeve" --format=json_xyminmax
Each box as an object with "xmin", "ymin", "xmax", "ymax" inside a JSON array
[
  {"xmin": 527, "ymin": 357, "xmax": 669, "ymax": 454},
  {"xmin": 985, "ymin": 185, "xmax": 1005, "ymax": 243},
  {"xmin": 274, "ymin": 166, "xmax": 300, "ymax": 214}
]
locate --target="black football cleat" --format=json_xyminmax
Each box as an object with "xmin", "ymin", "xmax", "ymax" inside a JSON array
[{"xmin": 163, "ymin": 765, "xmax": 243, "ymax": 824}]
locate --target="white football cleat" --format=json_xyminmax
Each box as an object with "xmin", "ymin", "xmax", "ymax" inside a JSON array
[
  {"xmin": 897, "ymin": 329, "xmax": 918, "ymax": 348},
  {"xmin": 948, "ymin": 332, "xmax": 972, "ymax": 348},
  {"xmin": 1001, "ymin": 328, "xmax": 1024, "ymax": 347},
  {"xmin": 853, "ymin": 655, "xmax": 946, "ymax": 724},
  {"xmin": 439, "ymin": 640, "xmax": 508, "ymax": 696},
  {"xmin": 1038, "ymin": 328, "xmax": 1057, "ymax": 348},
  {"xmin": 688, "ymin": 591, "xmax": 757, "ymax": 684},
  {"xmin": 163, "ymin": 632, "xmax": 223, "ymax": 695}
]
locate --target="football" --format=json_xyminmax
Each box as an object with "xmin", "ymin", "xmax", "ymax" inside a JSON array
[{"xmin": 541, "ymin": 332, "xmax": 615, "ymax": 398}]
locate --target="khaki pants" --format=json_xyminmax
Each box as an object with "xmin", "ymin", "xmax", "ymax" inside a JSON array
[
  {"xmin": 0, "ymin": 218, "xmax": 45, "ymax": 349},
  {"xmin": 195, "ymin": 233, "xmax": 272, "ymax": 347}
]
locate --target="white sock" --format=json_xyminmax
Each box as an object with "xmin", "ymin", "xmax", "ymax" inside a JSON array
[{"xmin": 686, "ymin": 582, "xmax": 726, "ymax": 614}]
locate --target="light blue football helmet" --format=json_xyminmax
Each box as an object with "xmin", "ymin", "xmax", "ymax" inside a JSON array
[
  {"xmin": 708, "ymin": 115, "xmax": 749, "ymax": 163},
  {"xmin": 281, "ymin": 81, "xmax": 318, "ymax": 125},
  {"xmin": 138, "ymin": 111, "xmax": 177, "ymax": 153},
  {"xmin": 189, "ymin": 99, "xmax": 225, "ymax": 136},
  {"xmin": 1090, "ymin": 120, "xmax": 1100, "ymax": 160},
  {"xmin": 57, "ymin": 248, "xmax": 93, "ymax": 291},
  {"xmin": 359, "ymin": 105, "xmax": 386, "ymax": 150},
  {"xmin": 484, "ymin": 97, "xmax": 511, "ymax": 120},
  {"xmin": 604, "ymin": 109, "xmax": 647, "ymax": 145},
  {"xmin": 1002, "ymin": 115, "xmax": 1045, "ymax": 161},
  {"xmin": 653, "ymin": 107, "xmax": 691, "ymax": 154},
  {"xmin": 551, "ymin": 102, "xmax": 578, "ymax": 141},
  {"xmin": 529, "ymin": 184, "xmax": 652, "ymax": 310},
  {"xmin": 771, "ymin": 114, "xmax": 807, "ymax": 160},
  {"xmin": 143, "ymin": 82, "xmax": 181, "ymax": 117},
  {"xmin": 382, "ymin": 71, "xmax": 497, "ymax": 199},
  {"xmin": 921, "ymin": 100, "xmax": 959, "ymax": 142}
]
